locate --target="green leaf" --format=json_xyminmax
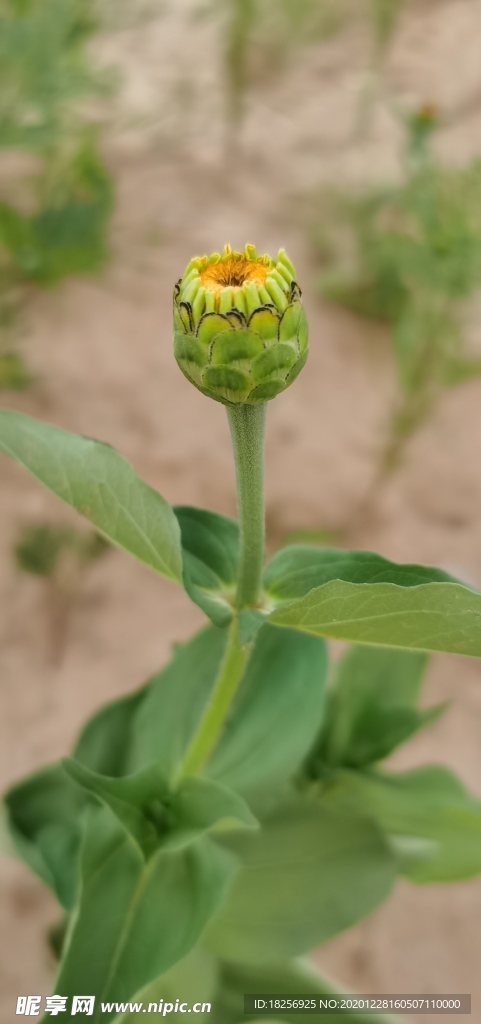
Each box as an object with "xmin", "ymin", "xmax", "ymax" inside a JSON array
[
  {"xmin": 51, "ymin": 809, "xmax": 237, "ymax": 1023},
  {"xmin": 205, "ymin": 797, "xmax": 396, "ymax": 961},
  {"xmin": 207, "ymin": 626, "xmax": 328, "ymax": 808},
  {"xmin": 125, "ymin": 626, "xmax": 228, "ymax": 779},
  {"xmin": 63, "ymin": 760, "xmax": 257, "ymax": 859},
  {"xmin": 265, "ymin": 546, "xmax": 481, "ymax": 655},
  {"xmin": 4, "ymin": 764, "xmax": 85, "ymax": 909},
  {"xmin": 174, "ymin": 506, "xmax": 239, "ymax": 626},
  {"xmin": 0, "ymin": 410, "xmax": 182, "ymax": 583},
  {"xmin": 126, "ymin": 624, "xmax": 327, "ymax": 809},
  {"xmin": 174, "ymin": 776, "xmax": 258, "ymax": 843},
  {"xmin": 325, "ymin": 766, "xmax": 481, "ymax": 883},
  {"xmin": 218, "ymin": 959, "xmax": 395, "ymax": 1024},
  {"xmin": 117, "ymin": 947, "xmax": 217, "ymax": 1022},
  {"xmin": 73, "ymin": 689, "xmax": 147, "ymax": 777},
  {"xmin": 313, "ymin": 645, "xmax": 445, "ymax": 769},
  {"xmin": 265, "ymin": 546, "xmax": 459, "ymax": 600},
  {"xmin": 5, "ymin": 689, "xmax": 149, "ymax": 905}
]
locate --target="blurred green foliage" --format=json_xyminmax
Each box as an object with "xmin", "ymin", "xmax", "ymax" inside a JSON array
[
  {"xmin": 0, "ymin": 0, "xmax": 114, "ymax": 385},
  {"xmin": 15, "ymin": 522, "xmax": 110, "ymax": 577},
  {"xmin": 370, "ymin": 0, "xmax": 403, "ymax": 52},
  {"xmin": 0, "ymin": 349, "xmax": 32, "ymax": 389},
  {"xmin": 0, "ymin": 138, "xmax": 113, "ymax": 285},
  {"xmin": 199, "ymin": 0, "xmax": 403, "ymax": 138},
  {"xmin": 314, "ymin": 114, "xmax": 481, "ymax": 455},
  {"xmin": 0, "ymin": 0, "xmax": 100, "ymax": 152}
]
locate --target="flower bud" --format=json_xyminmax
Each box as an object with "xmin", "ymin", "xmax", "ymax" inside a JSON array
[{"xmin": 173, "ymin": 244, "xmax": 308, "ymax": 405}]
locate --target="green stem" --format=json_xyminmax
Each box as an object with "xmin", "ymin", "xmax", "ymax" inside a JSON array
[
  {"xmin": 180, "ymin": 403, "xmax": 266, "ymax": 776},
  {"xmin": 227, "ymin": 403, "xmax": 266, "ymax": 608},
  {"xmin": 181, "ymin": 616, "xmax": 249, "ymax": 775}
]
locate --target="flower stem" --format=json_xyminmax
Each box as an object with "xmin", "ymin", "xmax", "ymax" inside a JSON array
[
  {"xmin": 227, "ymin": 403, "xmax": 266, "ymax": 609},
  {"xmin": 181, "ymin": 615, "xmax": 249, "ymax": 776},
  {"xmin": 180, "ymin": 404, "xmax": 266, "ymax": 776}
]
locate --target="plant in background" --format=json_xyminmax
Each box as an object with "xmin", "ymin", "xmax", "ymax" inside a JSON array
[
  {"xmin": 14, "ymin": 523, "xmax": 110, "ymax": 663},
  {"xmin": 314, "ymin": 108, "xmax": 481, "ymax": 493},
  {"xmin": 196, "ymin": 0, "xmax": 403, "ymax": 150},
  {"xmin": 1, "ymin": 245, "xmax": 481, "ymax": 1021},
  {"xmin": 0, "ymin": 0, "xmax": 114, "ymax": 387},
  {"xmin": 198, "ymin": 0, "xmax": 345, "ymax": 149},
  {"xmin": 356, "ymin": 0, "xmax": 404, "ymax": 136}
]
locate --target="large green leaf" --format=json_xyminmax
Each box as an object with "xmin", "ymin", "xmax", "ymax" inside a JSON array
[
  {"xmin": 218, "ymin": 959, "xmax": 396, "ymax": 1024},
  {"xmin": 264, "ymin": 547, "xmax": 457, "ymax": 599},
  {"xmin": 74, "ymin": 689, "xmax": 147, "ymax": 776},
  {"xmin": 63, "ymin": 759, "xmax": 257, "ymax": 859},
  {"xmin": 5, "ymin": 629, "xmax": 226, "ymax": 907},
  {"xmin": 4, "ymin": 690, "xmax": 148, "ymax": 908},
  {"xmin": 126, "ymin": 624, "xmax": 327, "ymax": 809},
  {"xmin": 325, "ymin": 766, "xmax": 481, "ymax": 883},
  {"xmin": 265, "ymin": 546, "xmax": 481, "ymax": 655},
  {"xmin": 0, "ymin": 410, "xmax": 182, "ymax": 583},
  {"xmin": 207, "ymin": 626, "xmax": 327, "ymax": 808},
  {"xmin": 117, "ymin": 948, "xmax": 217, "ymax": 1023},
  {"xmin": 4, "ymin": 688, "xmax": 150, "ymax": 906},
  {"xmin": 6, "ymin": 625, "xmax": 326, "ymax": 903},
  {"xmin": 312, "ymin": 645, "xmax": 444, "ymax": 770},
  {"xmin": 51, "ymin": 809, "xmax": 237, "ymax": 1023},
  {"xmin": 205, "ymin": 797, "xmax": 396, "ymax": 961},
  {"xmin": 174, "ymin": 506, "xmax": 239, "ymax": 627},
  {"xmin": 4, "ymin": 764, "xmax": 85, "ymax": 910},
  {"xmin": 125, "ymin": 626, "xmax": 228, "ymax": 778}
]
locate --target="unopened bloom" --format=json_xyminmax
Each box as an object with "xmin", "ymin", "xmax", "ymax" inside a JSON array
[{"xmin": 173, "ymin": 244, "xmax": 308, "ymax": 405}]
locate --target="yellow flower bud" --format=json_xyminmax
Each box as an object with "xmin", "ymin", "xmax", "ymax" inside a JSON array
[{"xmin": 173, "ymin": 244, "xmax": 308, "ymax": 405}]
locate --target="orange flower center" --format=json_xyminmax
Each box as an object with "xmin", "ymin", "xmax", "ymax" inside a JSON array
[{"xmin": 200, "ymin": 257, "xmax": 270, "ymax": 293}]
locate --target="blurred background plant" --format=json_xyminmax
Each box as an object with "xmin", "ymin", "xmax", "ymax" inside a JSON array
[
  {"xmin": 311, "ymin": 105, "xmax": 481, "ymax": 527},
  {"xmin": 356, "ymin": 0, "xmax": 404, "ymax": 136},
  {"xmin": 196, "ymin": 0, "xmax": 405, "ymax": 152},
  {"xmin": 0, "ymin": 0, "xmax": 114, "ymax": 390},
  {"xmin": 14, "ymin": 522, "xmax": 110, "ymax": 664}
]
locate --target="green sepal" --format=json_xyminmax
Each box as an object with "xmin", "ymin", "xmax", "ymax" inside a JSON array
[
  {"xmin": 174, "ymin": 306, "xmax": 187, "ymax": 334},
  {"xmin": 248, "ymin": 307, "xmax": 280, "ymax": 343},
  {"xmin": 279, "ymin": 300, "xmax": 302, "ymax": 343},
  {"xmin": 285, "ymin": 349, "xmax": 308, "ymax": 385},
  {"xmin": 297, "ymin": 307, "xmax": 308, "ymax": 353},
  {"xmin": 210, "ymin": 329, "xmax": 265, "ymax": 370},
  {"xmin": 196, "ymin": 312, "xmax": 234, "ymax": 346},
  {"xmin": 203, "ymin": 365, "xmax": 251, "ymax": 404},
  {"xmin": 249, "ymin": 380, "xmax": 287, "ymax": 403},
  {"xmin": 251, "ymin": 342, "xmax": 298, "ymax": 382}
]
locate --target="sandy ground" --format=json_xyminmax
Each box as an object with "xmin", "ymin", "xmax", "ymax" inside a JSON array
[{"xmin": 1, "ymin": 0, "xmax": 481, "ymax": 1020}]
